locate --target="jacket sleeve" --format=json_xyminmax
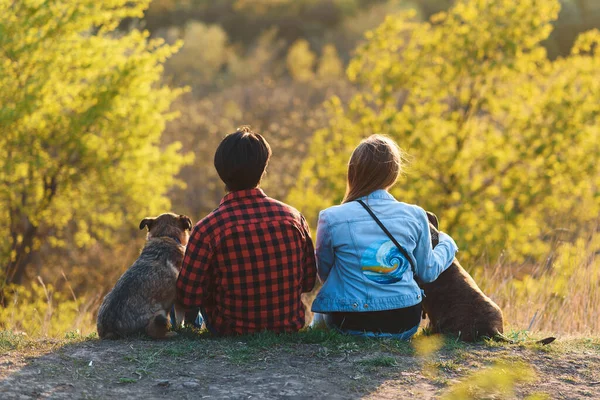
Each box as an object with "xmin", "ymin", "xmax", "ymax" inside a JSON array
[
  {"xmin": 176, "ymin": 223, "xmax": 214, "ymax": 308},
  {"xmin": 315, "ymin": 211, "xmax": 334, "ymax": 283},
  {"xmin": 300, "ymin": 215, "xmax": 317, "ymax": 292},
  {"xmin": 413, "ymin": 208, "xmax": 458, "ymax": 283}
]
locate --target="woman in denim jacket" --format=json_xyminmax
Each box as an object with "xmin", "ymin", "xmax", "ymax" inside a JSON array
[{"xmin": 311, "ymin": 135, "xmax": 458, "ymax": 339}]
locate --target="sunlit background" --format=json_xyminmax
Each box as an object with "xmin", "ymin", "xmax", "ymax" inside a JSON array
[{"xmin": 1, "ymin": 0, "xmax": 599, "ymax": 337}]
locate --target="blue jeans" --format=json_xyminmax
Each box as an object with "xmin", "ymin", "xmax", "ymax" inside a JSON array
[
  {"xmin": 311, "ymin": 312, "xmax": 419, "ymax": 340},
  {"xmin": 169, "ymin": 307, "xmax": 221, "ymax": 335},
  {"xmin": 169, "ymin": 307, "xmax": 203, "ymax": 329}
]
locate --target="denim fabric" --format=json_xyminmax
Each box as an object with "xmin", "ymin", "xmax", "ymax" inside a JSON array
[
  {"xmin": 311, "ymin": 190, "xmax": 458, "ymax": 313},
  {"xmin": 169, "ymin": 306, "xmax": 203, "ymax": 329},
  {"xmin": 311, "ymin": 312, "xmax": 419, "ymax": 340}
]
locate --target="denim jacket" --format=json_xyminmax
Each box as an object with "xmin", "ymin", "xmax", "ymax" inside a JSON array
[{"xmin": 311, "ymin": 190, "xmax": 458, "ymax": 313}]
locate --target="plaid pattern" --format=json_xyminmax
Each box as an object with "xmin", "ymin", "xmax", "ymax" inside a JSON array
[{"xmin": 176, "ymin": 188, "xmax": 317, "ymax": 335}]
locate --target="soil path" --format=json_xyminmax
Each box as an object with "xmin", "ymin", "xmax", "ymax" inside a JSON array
[{"xmin": 1, "ymin": 335, "xmax": 599, "ymax": 399}]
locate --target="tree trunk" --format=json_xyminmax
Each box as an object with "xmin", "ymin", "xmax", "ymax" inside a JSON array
[
  {"xmin": 5, "ymin": 218, "xmax": 38, "ymax": 286},
  {"xmin": 4, "ymin": 173, "xmax": 58, "ymax": 286}
]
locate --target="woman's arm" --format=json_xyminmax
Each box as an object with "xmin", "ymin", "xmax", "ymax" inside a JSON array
[
  {"xmin": 412, "ymin": 208, "xmax": 458, "ymax": 283},
  {"xmin": 315, "ymin": 211, "xmax": 334, "ymax": 283}
]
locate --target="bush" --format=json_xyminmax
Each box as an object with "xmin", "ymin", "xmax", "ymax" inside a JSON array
[
  {"xmin": 0, "ymin": 280, "xmax": 97, "ymax": 338},
  {"xmin": 289, "ymin": 0, "xmax": 600, "ymax": 265},
  {"xmin": 0, "ymin": 0, "xmax": 192, "ymax": 285}
]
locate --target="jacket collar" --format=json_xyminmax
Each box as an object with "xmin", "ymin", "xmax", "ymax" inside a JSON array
[
  {"xmin": 220, "ymin": 188, "xmax": 267, "ymax": 205},
  {"xmin": 357, "ymin": 189, "xmax": 396, "ymax": 202}
]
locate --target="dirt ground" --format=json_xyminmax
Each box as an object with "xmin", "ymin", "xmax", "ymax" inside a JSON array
[{"xmin": 1, "ymin": 332, "xmax": 599, "ymax": 399}]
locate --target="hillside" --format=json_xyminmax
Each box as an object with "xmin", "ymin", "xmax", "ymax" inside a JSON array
[{"xmin": 1, "ymin": 331, "xmax": 599, "ymax": 399}]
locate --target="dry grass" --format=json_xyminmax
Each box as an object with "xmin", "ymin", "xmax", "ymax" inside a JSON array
[
  {"xmin": 477, "ymin": 234, "xmax": 600, "ymax": 335},
  {"xmin": 0, "ymin": 277, "xmax": 98, "ymax": 338}
]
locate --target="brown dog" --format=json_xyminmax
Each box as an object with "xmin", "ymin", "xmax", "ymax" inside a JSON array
[
  {"xmin": 420, "ymin": 212, "xmax": 504, "ymax": 341},
  {"xmin": 97, "ymin": 213, "xmax": 193, "ymax": 339}
]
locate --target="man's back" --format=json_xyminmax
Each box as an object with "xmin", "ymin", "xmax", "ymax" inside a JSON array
[{"xmin": 177, "ymin": 188, "xmax": 316, "ymax": 335}]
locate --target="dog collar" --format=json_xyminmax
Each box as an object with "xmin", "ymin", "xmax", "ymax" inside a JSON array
[{"xmin": 162, "ymin": 235, "xmax": 182, "ymax": 245}]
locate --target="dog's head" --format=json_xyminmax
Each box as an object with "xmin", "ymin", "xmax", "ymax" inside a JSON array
[
  {"xmin": 139, "ymin": 213, "xmax": 193, "ymax": 246},
  {"xmin": 426, "ymin": 211, "xmax": 440, "ymax": 248}
]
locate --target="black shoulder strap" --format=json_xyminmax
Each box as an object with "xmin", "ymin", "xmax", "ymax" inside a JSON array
[{"xmin": 356, "ymin": 200, "xmax": 417, "ymax": 276}]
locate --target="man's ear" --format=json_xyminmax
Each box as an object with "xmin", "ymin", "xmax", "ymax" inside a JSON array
[
  {"xmin": 179, "ymin": 215, "xmax": 193, "ymax": 231},
  {"xmin": 425, "ymin": 211, "xmax": 439, "ymax": 230},
  {"xmin": 139, "ymin": 217, "xmax": 155, "ymax": 231}
]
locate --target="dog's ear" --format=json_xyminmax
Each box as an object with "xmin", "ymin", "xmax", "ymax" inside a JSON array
[
  {"xmin": 426, "ymin": 211, "xmax": 440, "ymax": 249},
  {"xmin": 426, "ymin": 211, "xmax": 439, "ymax": 230},
  {"xmin": 139, "ymin": 217, "xmax": 155, "ymax": 231},
  {"xmin": 179, "ymin": 215, "xmax": 193, "ymax": 231}
]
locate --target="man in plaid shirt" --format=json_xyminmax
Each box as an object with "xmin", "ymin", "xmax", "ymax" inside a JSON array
[{"xmin": 176, "ymin": 127, "xmax": 317, "ymax": 335}]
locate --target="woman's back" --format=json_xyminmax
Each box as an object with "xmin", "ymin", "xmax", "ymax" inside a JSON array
[
  {"xmin": 311, "ymin": 134, "xmax": 458, "ymax": 338},
  {"xmin": 312, "ymin": 189, "xmax": 457, "ymax": 314}
]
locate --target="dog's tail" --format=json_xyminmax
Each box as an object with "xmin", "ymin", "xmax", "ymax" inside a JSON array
[
  {"xmin": 536, "ymin": 336, "xmax": 557, "ymax": 345},
  {"xmin": 493, "ymin": 331, "xmax": 556, "ymax": 345}
]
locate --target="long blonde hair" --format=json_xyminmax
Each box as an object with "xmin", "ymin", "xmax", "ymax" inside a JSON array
[{"xmin": 342, "ymin": 135, "xmax": 405, "ymax": 203}]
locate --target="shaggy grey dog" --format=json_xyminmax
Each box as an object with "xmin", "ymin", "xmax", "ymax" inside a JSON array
[{"xmin": 97, "ymin": 213, "xmax": 192, "ymax": 339}]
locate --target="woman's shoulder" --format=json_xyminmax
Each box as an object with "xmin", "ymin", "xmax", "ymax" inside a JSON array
[
  {"xmin": 398, "ymin": 202, "xmax": 427, "ymax": 225},
  {"xmin": 395, "ymin": 201, "xmax": 426, "ymax": 217},
  {"xmin": 319, "ymin": 202, "xmax": 358, "ymax": 220},
  {"xmin": 319, "ymin": 199, "xmax": 426, "ymax": 224}
]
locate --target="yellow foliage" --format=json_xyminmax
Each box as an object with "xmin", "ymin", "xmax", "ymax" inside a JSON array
[
  {"xmin": 228, "ymin": 28, "xmax": 285, "ymax": 82},
  {"xmin": 287, "ymin": 39, "xmax": 317, "ymax": 82},
  {"xmin": 164, "ymin": 77, "xmax": 353, "ymax": 222},
  {"xmin": 167, "ymin": 21, "xmax": 230, "ymax": 84},
  {"xmin": 317, "ymin": 45, "xmax": 344, "ymax": 80},
  {"xmin": 234, "ymin": 0, "xmax": 294, "ymax": 14},
  {"xmin": 442, "ymin": 360, "xmax": 537, "ymax": 399},
  {"xmin": 289, "ymin": 0, "xmax": 600, "ymax": 266},
  {"xmin": 0, "ymin": 0, "xmax": 193, "ymax": 283},
  {"xmin": 0, "ymin": 280, "xmax": 97, "ymax": 338},
  {"xmin": 412, "ymin": 334, "xmax": 444, "ymax": 357}
]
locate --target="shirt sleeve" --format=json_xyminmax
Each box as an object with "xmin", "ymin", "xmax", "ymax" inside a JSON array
[
  {"xmin": 176, "ymin": 223, "xmax": 214, "ymax": 309},
  {"xmin": 300, "ymin": 215, "xmax": 317, "ymax": 293},
  {"xmin": 315, "ymin": 210, "xmax": 334, "ymax": 283},
  {"xmin": 413, "ymin": 208, "xmax": 458, "ymax": 283}
]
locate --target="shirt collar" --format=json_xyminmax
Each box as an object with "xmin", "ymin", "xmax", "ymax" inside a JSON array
[
  {"xmin": 220, "ymin": 188, "xmax": 267, "ymax": 205},
  {"xmin": 357, "ymin": 189, "xmax": 396, "ymax": 202}
]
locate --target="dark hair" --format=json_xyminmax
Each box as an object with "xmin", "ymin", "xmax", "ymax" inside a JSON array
[
  {"xmin": 343, "ymin": 135, "xmax": 405, "ymax": 203},
  {"xmin": 214, "ymin": 126, "xmax": 272, "ymax": 191}
]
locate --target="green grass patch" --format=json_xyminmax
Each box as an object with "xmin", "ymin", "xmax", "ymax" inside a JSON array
[
  {"xmin": 559, "ymin": 375, "xmax": 579, "ymax": 384},
  {"xmin": 434, "ymin": 359, "xmax": 460, "ymax": 372},
  {"xmin": 356, "ymin": 356, "xmax": 398, "ymax": 367},
  {"xmin": 224, "ymin": 346, "xmax": 257, "ymax": 365},
  {"xmin": 0, "ymin": 331, "xmax": 28, "ymax": 352}
]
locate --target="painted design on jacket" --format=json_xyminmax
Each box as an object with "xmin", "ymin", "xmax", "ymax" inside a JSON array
[{"xmin": 361, "ymin": 240, "xmax": 410, "ymax": 284}]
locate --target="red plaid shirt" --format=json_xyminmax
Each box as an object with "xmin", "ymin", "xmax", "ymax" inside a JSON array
[{"xmin": 176, "ymin": 188, "xmax": 317, "ymax": 335}]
